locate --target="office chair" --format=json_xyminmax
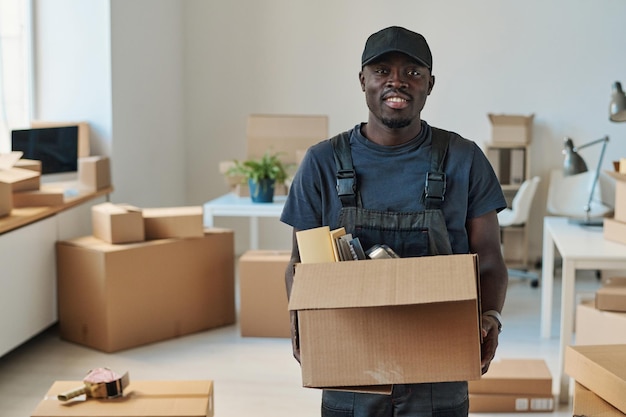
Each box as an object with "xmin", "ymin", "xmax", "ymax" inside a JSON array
[{"xmin": 498, "ymin": 176, "xmax": 541, "ymax": 286}]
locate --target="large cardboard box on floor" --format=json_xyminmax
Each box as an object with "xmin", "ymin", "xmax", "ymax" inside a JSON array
[
  {"xmin": 56, "ymin": 229, "xmax": 235, "ymax": 353},
  {"xmin": 142, "ymin": 206, "xmax": 204, "ymax": 240},
  {"xmin": 31, "ymin": 380, "xmax": 214, "ymax": 417},
  {"xmin": 288, "ymin": 254, "xmax": 481, "ymax": 389},
  {"xmin": 565, "ymin": 344, "xmax": 626, "ymax": 414},
  {"xmin": 91, "ymin": 202, "xmax": 144, "ymax": 244},
  {"xmin": 596, "ymin": 276, "xmax": 626, "ymax": 312},
  {"xmin": 239, "ymin": 249, "xmax": 291, "ymax": 338},
  {"xmin": 573, "ymin": 382, "xmax": 626, "ymax": 417},
  {"xmin": 488, "ymin": 114, "xmax": 534, "ymax": 145},
  {"xmin": 468, "ymin": 358, "xmax": 554, "ymax": 413},
  {"xmin": 576, "ymin": 301, "xmax": 626, "ymax": 345}
]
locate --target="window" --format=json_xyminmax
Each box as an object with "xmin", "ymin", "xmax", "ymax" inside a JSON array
[{"xmin": 0, "ymin": 0, "xmax": 32, "ymax": 153}]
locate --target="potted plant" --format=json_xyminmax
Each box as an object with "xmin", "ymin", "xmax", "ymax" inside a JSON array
[{"xmin": 227, "ymin": 150, "xmax": 290, "ymax": 202}]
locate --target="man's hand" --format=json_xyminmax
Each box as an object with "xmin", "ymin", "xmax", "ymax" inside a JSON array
[{"xmin": 480, "ymin": 314, "xmax": 500, "ymax": 374}]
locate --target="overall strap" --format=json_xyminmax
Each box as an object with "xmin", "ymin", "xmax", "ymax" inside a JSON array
[
  {"xmin": 424, "ymin": 127, "xmax": 450, "ymax": 210},
  {"xmin": 331, "ymin": 131, "xmax": 358, "ymax": 207}
]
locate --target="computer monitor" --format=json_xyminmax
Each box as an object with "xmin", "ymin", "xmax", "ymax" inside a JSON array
[{"xmin": 11, "ymin": 126, "xmax": 79, "ymax": 175}]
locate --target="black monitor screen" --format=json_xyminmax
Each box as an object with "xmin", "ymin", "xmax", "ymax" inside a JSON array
[{"xmin": 11, "ymin": 126, "xmax": 79, "ymax": 174}]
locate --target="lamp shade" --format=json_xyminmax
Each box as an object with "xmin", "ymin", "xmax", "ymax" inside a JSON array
[
  {"xmin": 610, "ymin": 81, "xmax": 626, "ymax": 122},
  {"xmin": 562, "ymin": 137, "xmax": 588, "ymax": 176}
]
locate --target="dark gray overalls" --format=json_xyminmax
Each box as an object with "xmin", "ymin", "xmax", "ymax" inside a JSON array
[{"xmin": 321, "ymin": 129, "xmax": 469, "ymax": 417}]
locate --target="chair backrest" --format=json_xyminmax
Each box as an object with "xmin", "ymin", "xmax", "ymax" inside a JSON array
[
  {"xmin": 546, "ymin": 169, "xmax": 612, "ymax": 218},
  {"xmin": 498, "ymin": 176, "xmax": 541, "ymax": 226}
]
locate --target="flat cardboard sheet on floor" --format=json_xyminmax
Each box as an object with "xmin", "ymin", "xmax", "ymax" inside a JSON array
[
  {"xmin": 289, "ymin": 254, "xmax": 481, "ymax": 389},
  {"xmin": 31, "ymin": 380, "xmax": 214, "ymax": 417}
]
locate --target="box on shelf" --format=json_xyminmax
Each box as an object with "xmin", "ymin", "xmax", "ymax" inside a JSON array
[
  {"xmin": 576, "ymin": 300, "xmax": 626, "ymax": 345},
  {"xmin": 30, "ymin": 120, "xmax": 91, "ymax": 158},
  {"xmin": 596, "ymin": 276, "xmax": 626, "ymax": 312},
  {"xmin": 239, "ymin": 250, "xmax": 291, "ymax": 338},
  {"xmin": 607, "ymin": 171, "xmax": 626, "ymax": 223},
  {"xmin": 604, "ymin": 217, "xmax": 626, "ymax": 245},
  {"xmin": 14, "ymin": 158, "xmax": 41, "ymax": 172},
  {"xmin": 142, "ymin": 206, "xmax": 204, "ymax": 240},
  {"xmin": 56, "ymin": 229, "xmax": 235, "ymax": 353},
  {"xmin": 488, "ymin": 114, "xmax": 534, "ymax": 145},
  {"xmin": 0, "ymin": 166, "xmax": 40, "ymax": 192},
  {"xmin": 13, "ymin": 187, "xmax": 65, "ymax": 207},
  {"xmin": 573, "ymin": 382, "xmax": 626, "ymax": 417},
  {"xmin": 31, "ymin": 380, "xmax": 214, "ymax": 417},
  {"xmin": 78, "ymin": 156, "xmax": 111, "ymax": 192},
  {"xmin": 0, "ymin": 182, "xmax": 11, "ymax": 217},
  {"xmin": 288, "ymin": 254, "xmax": 481, "ymax": 390},
  {"xmin": 91, "ymin": 202, "xmax": 144, "ymax": 244},
  {"xmin": 468, "ymin": 358, "xmax": 552, "ymax": 396},
  {"xmin": 565, "ymin": 344, "xmax": 626, "ymax": 414}
]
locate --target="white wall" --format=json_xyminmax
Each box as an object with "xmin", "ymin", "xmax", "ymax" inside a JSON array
[{"xmin": 34, "ymin": 0, "xmax": 626, "ymax": 258}]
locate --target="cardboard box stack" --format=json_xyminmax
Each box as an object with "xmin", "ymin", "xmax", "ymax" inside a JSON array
[
  {"xmin": 57, "ymin": 202, "xmax": 236, "ymax": 352},
  {"xmin": 238, "ymin": 249, "xmax": 291, "ymax": 338},
  {"xmin": 31, "ymin": 380, "xmax": 214, "ymax": 417},
  {"xmin": 467, "ymin": 358, "xmax": 554, "ymax": 413},
  {"xmin": 604, "ymin": 160, "xmax": 626, "ymax": 244},
  {"xmin": 0, "ymin": 153, "xmax": 42, "ymax": 216},
  {"xmin": 565, "ymin": 344, "xmax": 626, "ymax": 416},
  {"xmin": 576, "ymin": 277, "xmax": 626, "ymax": 346},
  {"xmin": 288, "ymin": 253, "xmax": 482, "ymax": 391}
]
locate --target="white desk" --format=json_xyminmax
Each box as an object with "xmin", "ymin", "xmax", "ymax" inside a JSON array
[
  {"xmin": 541, "ymin": 216, "xmax": 626, "ymax": 403},
  {"xmin": 203, "ymin": 193, "xmax": 287, "ymax": 249}
]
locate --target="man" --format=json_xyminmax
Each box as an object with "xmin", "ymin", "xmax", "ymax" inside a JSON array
[{"xmin": 281, "ymin": 26, "xmax": 508, "ymax": 417}]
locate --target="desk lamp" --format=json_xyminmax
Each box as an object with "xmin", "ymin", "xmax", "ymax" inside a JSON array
[{"xmin": 562, "ymin": 135, "xmax": 610, "ymax": 226}]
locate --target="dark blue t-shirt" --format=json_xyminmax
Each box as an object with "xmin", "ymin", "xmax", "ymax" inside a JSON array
[{"xmin": 280, "ymin": 121, "xmax": 506, "ymax": 254}]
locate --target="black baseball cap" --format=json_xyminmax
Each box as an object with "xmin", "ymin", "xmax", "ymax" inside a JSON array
[{"xmin": 361, "ymin": 26, "xmax": 432, "ymax": 70}]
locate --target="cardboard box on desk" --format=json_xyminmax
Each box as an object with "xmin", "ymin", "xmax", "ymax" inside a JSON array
[
  {"xmin": 607, "ymin": 171, "xmax": 626, "ymax": 223},
  {"xmin": 0, "ymin": 166, "xmax": 40, "ymax": 192},
  {"xmin": 488, "ymin": 114, "xmax": 534, "ymax": 145},
  {"xmin": 0, "ymin": 182, "xmax": 11, "ymax": 217},
  {"xmin": 288, "ymin": 254, "xmax": 482, "ymax": 390},
  {"xmin": 142, "ymin": 206, "xmax": 204, "ymax": 239},
  {"xmin": 573, "ymin": 382, "xmax": 626, "ymax": 417},
  {"xmin": 603, "ymin": 217, "xmax": 626, "ymax": 245},
  {"xmin": 13, "ymin": 187, "xmax": 65, "ymax": 207},
  {"xmin": 576, "ymin": 300, "xmax": 626, "ymax": 345},
  {"xmin": 14, "ymin": 158, "xmax": 41, "ymax": 172},
  {"xmin": 92, "ymin": 202, "xmax": 144, "ymax": 244},
  {"xmin": 31, "ymin": 380, "xmax": 214, "ymax": 417},
  {"xmin": 596, "ymin": 276, "xmax": 626, "ymax": 312},
  {"xmin": 468, "ymin": 358, "xmax": 554, "ymax": 413},
  {"xmin": 78, "ymin": 156, "xmax": 111, "ymax": 192},
  {"xmin": 239, "ymin": 250, "xmax": 291, "ymax": 338},
  {"xmin": 565, "ymin": 344, "xmax": 626, "ymax": 414},
  {"xmin": 56, "ymin": 229, "xmax": 235, "ymax": 353}
]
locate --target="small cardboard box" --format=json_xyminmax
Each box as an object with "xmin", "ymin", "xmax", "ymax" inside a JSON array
[
  {"xmin": 565, "ymin": 344, "xmax": 626, "ymax": 414},
  {"xmin": 488, "ymin": 114, "xmax": 534, "ymax": 145},
  {"xmin": 0, "ymin": 166, "xmax": 40, "ymax": 192},
  {"xmin": 13, "ymin": 188, "xmax": 65, "ymax": 207},
  {"xmin": 56, "ymin": 229, "xmax": 236, "ymax": 353},
  {"xmin": 31, "ymin": 380, "xmax": 214, "ymax": 417},
  {"xmin": 603, "ymin": 217, "xmax": 626, "ymax": 245},
  {"xmin": 142, "ymin": 206, "xmax": 204, "ymax": 239},
  {"xmin": 91, "ymin": 202, "xmax": 144, "ymax": 244},
  {"xmin": 596, "ymin": 277, "xmax": 626, "ymax": 312},
  {"xmin": 239, "ymin": 249, "xmax": 291, "ymax": 338},
  {"xmin": 468, "ymin": 393, "xmax": 554, "ymax": 413},
  {"xmin": 0, "ymin": 181, "xmax": 11, "ymax": 217},
  {"xmin": 78, "ymin": 155, "xmax": 111, "ymax": 192},
  {"xmin": 573, "ymin": 382, "xmax": 626, "ymax": 417},
  {"xmin": 288, "ymin": 254, "xmax": 481, "ymax": 389},
  {"xmin": 468, "ymin": 358, "xmax": 552, "ymax": 396},
  {"xmin": 576, "ymin": 300, "xmax": 626, "ymax": 345},
  {"xmin": 607, "ymin": 171, "xmax": 626, "ymax": 223},
  {"xmin": 14, "ymin": 158, "xmax": 42, "ymax": 172}
]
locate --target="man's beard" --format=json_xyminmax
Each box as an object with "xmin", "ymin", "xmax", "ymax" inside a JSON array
[{"xmin": 381, "ymin": 117, "xmax": 412, "ymax": 129}]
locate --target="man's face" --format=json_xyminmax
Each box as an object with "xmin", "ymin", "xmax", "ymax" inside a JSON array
[{"xmin": 359, "ymin": 52, "xmax": 434, "ymax": 129}]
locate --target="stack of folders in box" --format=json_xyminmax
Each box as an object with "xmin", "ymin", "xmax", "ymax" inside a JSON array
[
  {"xmin": 468, "ymin": 358, "xmax": 554, "ymax": 413},
  {"xmin": 296, "ymin": 226, "xmax": 399, "ymax": 263}
]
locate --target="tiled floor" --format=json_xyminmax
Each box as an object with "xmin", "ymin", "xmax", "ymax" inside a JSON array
[{"xmin": 0, "ymin": 267, "xmax": 602, "ymax": 417}]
